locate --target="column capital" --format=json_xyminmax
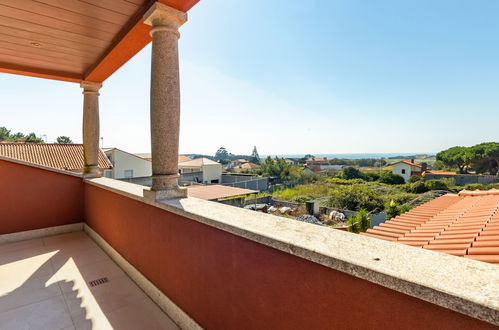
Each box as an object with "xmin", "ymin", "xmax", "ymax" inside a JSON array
[
  {"xmin": 143, "ymin": 2, "xmax": 187, "ymax": 35},
  {"xmin": 80, "ymin": 81, "xmax": 102, "ymax": 94}
]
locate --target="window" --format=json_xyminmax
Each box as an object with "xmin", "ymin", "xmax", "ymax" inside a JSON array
[
  {"xmin": 401, "ymin": 169, "xmax": 406, "ymax": 174},
  {"xmin": 103, "ymin": 170, "xmax": 113, "ymax": 178},
  {"xmin": 124, "ymin": 170, "xmax": 133, "ymax": 178}
]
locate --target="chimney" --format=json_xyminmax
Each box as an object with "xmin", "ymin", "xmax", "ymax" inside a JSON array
[
  {"xmin": 411, "ymin": 159, "xmax": 415, "ymax": 164},
  {"xmin": 421, "ymin": 162, "xmax": 428, "ymax": 172}
]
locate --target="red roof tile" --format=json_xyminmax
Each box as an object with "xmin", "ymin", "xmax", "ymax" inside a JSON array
[
  {"xmin": 393, "ymin": 160, "xmax": 422, "ymax": 168},
  {"xmin": 0, "ymin": 143, "xmax": 112, "ymax": 172},
  {"xmin": 187, "ymin": 185, "xmax": 257, "ymax": 201},
  {"xmin": 361, "ymin": 191, "xmax": 499, "ymax": 265}
]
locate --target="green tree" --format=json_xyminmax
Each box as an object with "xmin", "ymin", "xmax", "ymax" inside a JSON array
[
  {"xmin": 24, "ymin": 133, "xmax": 43, "ymax": 143},
  {"xmin": 214, "ymin": 147, "xmax": 229, "ymax": 161},
  {"xmin": 250, "ymin": 146, "xmax": 260, "ymax": 164},
  {"xmin": 56, "ymin": 136, "xmax": 73, "ymax": 144},
  {"xmin": 0, "ymin": 127, "xmax": 11, "ymax": 141},
  {"xmin": 436, "ymin": 146, "xmax": 472, "ymax": 173},
  {"xmin": 469, "ymin": 142, "xmax": 499, "ymax": 175}
]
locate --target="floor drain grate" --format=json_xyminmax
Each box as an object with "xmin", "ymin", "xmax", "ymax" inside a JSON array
[{"xmin": 88, "ymin": 277, "xmax": 109, "ymax": 287}]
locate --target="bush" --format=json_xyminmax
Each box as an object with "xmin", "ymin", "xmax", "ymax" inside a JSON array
[
  {"xmin": 356, "ymin": 209, "xmax": 370, "ymax": 232},
  {"xmin": 364, "ymin": 172, "xmax": 381, "ymax": 181},
  {"xmin": 425, "ymin": 179, "xmax": 450, "ymax": 191},
  {"xmin": 327, "ymin": 177, "xmax": 365, "ymax": 185},
  {"xmin": 347, "ymin": 216, "xmax": 360, "ymax": 233},
  {"xmin": 385, "ymin": 200, "xmax": 400, "ymax": 220},
  {"xmin": 378, "ymin": 172, "xmax": 405, "ymax": 185},
  {"xmin": 327, "ymin": 185, "xmax": 384, "ymax": 212},
  {"xmin": 463, "ymin": 183, "xmax": 486, "ymax": 191},
  {"xmin": 408, "ymin": 175, "xmax": 423, "ymax": 183},
  {"xmin": 341, "ymin": 167, "xmax": 366, "ymax": 180},
  {"xmin": 406, "ymin": 181, "xmax": 429, "ymax": 194}
]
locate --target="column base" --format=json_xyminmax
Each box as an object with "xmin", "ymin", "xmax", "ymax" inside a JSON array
[
  {"xmin": 83, "ymin": 166, "xmax": 101, "ymax": 178},
  {"xmin": 143, "ymin": 187, "xmax": 188, "ymax": 201}
]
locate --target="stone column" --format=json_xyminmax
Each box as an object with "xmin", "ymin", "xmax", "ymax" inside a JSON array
[
  {"xmin": 143, "ymin": 2, "xmax": 187, "ymax": 200},
  {"xmin": 81, "ymin": 81, "xmax": 102, "ymax": 178}
]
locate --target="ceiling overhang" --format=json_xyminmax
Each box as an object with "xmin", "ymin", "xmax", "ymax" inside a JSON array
[{"xmin": 0, "ymin": 0, "xmax": 199, "ymax": 83}]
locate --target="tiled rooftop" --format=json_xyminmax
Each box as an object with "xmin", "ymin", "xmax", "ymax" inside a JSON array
[
  {"xmin": 0, "ymin": 232, "xmax": 177, "ymax": 330},
  {"xmin": 187, "ymin": 184, "xmax": 257, "ymax": 200},
  {"xmin": 362, "ymin": 190, "xmax": 499, "ymax": 265},
  {"xmin": 0, "ymin": 143, "xmax": 112, "ymax": 172}
]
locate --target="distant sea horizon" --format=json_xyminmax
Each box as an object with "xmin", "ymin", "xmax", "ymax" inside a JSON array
[{"xmin": 260, "ymin": 153, "xmax": 435, "ymax": 159}]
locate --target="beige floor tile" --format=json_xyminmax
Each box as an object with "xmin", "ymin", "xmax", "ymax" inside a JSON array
[
  {"xmin": 0, "ymin": 252, "xmax": 57, "ymax": 292},
  {"xmin": 53, "ymin": 258, "xmax": 126, "ymax": 294},
  {"xmin": 0, "ymin": 238, "xmax": 45, "ymax": 256},
  {"xmin": 64, "ymin": 275, "xmax": 147, "ymax": 323},
  {"xmin": 0, "ymin": 233, "xmax": 179, "ymax": 330},
  {"xmin": 0, "ymin": 274, "xmax": 62, "ymax": 313},
  {"xmin": 0, "ymin": 296, "xmax": 73, "ymax": 330},
  {"xmin": 105, "ymin": 297, "xmax": 179, "ymax": 330},
  {"xmin": 0, "ymin": 244, "xmax": 51, "ymax": 265},
  {"xmin": 44, "ymin": 234, "xmax": 99, "ymax": 255},
  {"xmin": 49, "ymin": 245, "xmax": 110, "ymax": 270}
]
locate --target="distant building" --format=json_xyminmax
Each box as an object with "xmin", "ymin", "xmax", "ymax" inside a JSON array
[
  {"xmin": 103, "ymin": 148, "xmax": 151, "ymax": 180},
  {"xmin": 0, "ymin": 143, "xmax": 112, "ymax": 174},
  {"xmin": 232, "ymin": 162, "xmax": 260, "ymax": 172},
  {"xmin": 178, "ymin": 158, "xmax": 222, "ymax": 184},
  {"xmin": 306, "ymin": 157, "xmax": 329, "ymax": 166},
  {"xmin": 187, "ymin": 184, "xmax": 257, "ymax": 201},
  {"xmin": 391, "ymin": 160, "xmax": 424, "ymax": 182},
  {"xmin": 230, "ymin": 158, "xmax": 248, "ymax": 168},
  {"xmin": 284, "ymin": 158, "xmax": 299, "ymax": 165}
]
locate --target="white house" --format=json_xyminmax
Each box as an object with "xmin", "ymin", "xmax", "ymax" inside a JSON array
[
  {"xmin": 178, "ymin": 158, "xmax": 222, "ymax": 184},
  {"xmin": 391, "ymin": 160, "xmax": 422, "ymax": 182},
  {"xmin": 103, "ymin": 148, "xmax": 151, "ymax": 179}
]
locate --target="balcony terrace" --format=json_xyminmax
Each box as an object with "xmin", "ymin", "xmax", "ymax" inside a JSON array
[{"xmin": 0, "ymin": 0, "xmax": 498, "ymax": 329}]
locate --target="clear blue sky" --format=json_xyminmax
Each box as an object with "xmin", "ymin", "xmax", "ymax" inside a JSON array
[{"xmin": 1, "ymin": 0, "xmax": 499, "ymax": 155}]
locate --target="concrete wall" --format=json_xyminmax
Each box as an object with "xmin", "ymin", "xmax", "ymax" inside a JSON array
[
  {"xmin": 0, "ymin": 158, "xmax": 83, "ymax": 235},
  {"xmin": 392, "ymin": 163, "xmax": 411, "ymax": 182},
  {"xmin": 83, "ymin": 184, "xmax": 494, "ymax": 330},
  {"xmin": 106, "ymin": 149, "xmax": 152, "ymax": 179},
  {"xmin": 201, "ymin": 163, "xmax": 222, "ymax": 183},
  {"xmin": 179, "ymin": 171, "xmax": 203, "ymax": 184},
  {"xmin": 424, "ymin": 173, "xmax": 499, "ymax": 186}
]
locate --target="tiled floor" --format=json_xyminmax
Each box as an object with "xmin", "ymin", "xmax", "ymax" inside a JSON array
[{"xmin": 0, "ymin": 232, "xmax": 179, "ymax": 330}]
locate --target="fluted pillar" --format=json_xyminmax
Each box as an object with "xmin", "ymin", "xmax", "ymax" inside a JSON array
[
  {"xmin": 143, "ymin": 2, "xmax": 187, "ymax": 200},
  {"xmin": 81, "ymin": 81, "xmax": 102, "ymax": 178}
]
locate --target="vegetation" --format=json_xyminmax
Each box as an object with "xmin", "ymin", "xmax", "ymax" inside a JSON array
[
  {"xmin": 0, "ymin": 126, "xmax": 44, "ymax": 143},
  {"xmin": 378, "ymin": 172, "xmax": 405, "ymax": 185},
  {"xmin": 347, "ymin": 209, "xmax": 370, "ymax": 233},
  {"xmin": 329, "ymin": 158, "xmax": 387, "ymax": 167},
  {"xmin": 56, "ymin": 136, "xmax": 73, "ymax": 144},
  {"xmin": 437, "ymin": 142, "xmax": 499, "ymax": 175}
]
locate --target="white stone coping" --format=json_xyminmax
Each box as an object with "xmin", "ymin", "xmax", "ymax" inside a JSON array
[
  {"xmin": 0, "ymin": 155, "xmax": 83, "ymax": 178},
  {"xmin": 86, "ymin": 177, "xmax": 499, "ymax": 326}
]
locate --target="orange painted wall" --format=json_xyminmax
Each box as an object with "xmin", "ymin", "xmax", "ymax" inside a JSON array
[
  {"xmin": 0, "ymin": 159, "xmax": 84, "ymax": 234},
  {"xmin": 84, "ymin": 183, "xmax": 495, "ymax": 330}
]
